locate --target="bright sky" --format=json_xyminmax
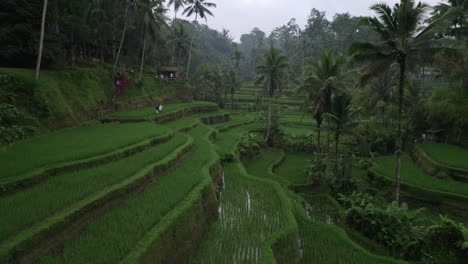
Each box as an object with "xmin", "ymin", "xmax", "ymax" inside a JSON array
[{"xmin": 168, "ymin": 0, "xmax": 442, "ymax": 42}]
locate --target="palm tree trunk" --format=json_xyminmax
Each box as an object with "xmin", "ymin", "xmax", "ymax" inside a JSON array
[
  {"xmin": 316, "ymin": 118, "xmax": 322, "ymax": 153},
  {"xmin": 394, "ymin": 56, "xmax": 406, "ymax": 207},
  {"xmin": 139, "ymin": 25, "xmax": 147, "ymax": 81},
  {"xmin": 113, "ymin": 3, "xmax": 129, "ymax": 77},
  {"xmin": 35, "ymin": 0, "xmax": 48, "ymax": 80},
  {"xmin": 265, "ymin": 98, "xmax": 273, "ymax": 145},
  {"xmin": 335, "ymin": 131, "xmax": 340, "ymax": 163},
  {"xmin": 186, "ymin": 13, "xmax": 198, "ymax": 79},
  {"xmin": 171, "ymin": 13, "xmax": 177, "ymax": 65}
]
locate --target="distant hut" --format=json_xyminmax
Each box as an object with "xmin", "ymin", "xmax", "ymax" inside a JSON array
[{"xmin": 158, "ymin": 66, "xmax": 179, "ymax": 79}]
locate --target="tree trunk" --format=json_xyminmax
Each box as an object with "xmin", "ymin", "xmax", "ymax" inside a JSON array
[
  {"xmin": 335, "ymin": 131, "xmax": 341, "ymax": 163},
  {"xmin": 171, "ymin": 14, "xmax": 177, "ymax": 65},
  {"xmin": 139, "ymin": 25, "xmax": 147, "ymax": 81},
  {"xmin": 264, "ymin": 98, "xmax": 273, "ymax": 145},
  {"xmin": 186, "ymin": 13, "xmax": 198, "ymax": 79},
  {"xmin": 394, "ymin": 56, "xmax": 406, "ymax": 207},
  {"xmin": 35, "ymin": 0, "xmax": 48, "ymax": 80},
  {"xmin": 316, "ymin": 117, "xmax": 322, "ymax": 153},
  {"xmin": 113, "ymin": 3, "xmax": 129, "ymax": 77}
]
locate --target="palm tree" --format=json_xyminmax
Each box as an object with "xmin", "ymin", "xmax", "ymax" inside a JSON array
[
  {"xmin": 297, "ymin": 49, "xmax": 347, "ymax": 153},
  {"xmin": 113, "ymin": 0, "xmax": 133, "ymax": 77},
  {"xmin": 35, "ymin": 0, "xmax": 48, "ymax": 80},
  {"xmin": 167, "ymin": 0, "xmax": 185, "ymax": 64},
  {"xmin": 256, "ymin": 48, "xmax": 289, "ymax": 145},
  {"xmin": 182, "ymin": 0, "xmax": 216, "ymax": 79},
  {"xmin": 330, "ymin": 93, "xmax": 360, "ymax": 163},
  {"xmin": 137, "ymin": 0, "xmax": 167, "ymax": 80},
  {"xmin": 232, "ymin": 49, "xmax": 243, "ymax": 70},
  {"xmin": 431, "ymin": 0, "xmax": 467, "ymax": 40},
  {"xmin": 168, "ymin": 0, "xmax": 185, "ymax": 19},
  {"xmin": 349, "ymin": 0, "xmax": 441, "ymax": 205},
  {"xmin": 167, "ymin": 22, "xmax": 191, "ymax": 71}
]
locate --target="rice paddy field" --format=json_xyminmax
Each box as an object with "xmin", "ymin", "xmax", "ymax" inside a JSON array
[
  {"xmin": 373, "ymin": 154, "xmax": 468, "ymax": 198},
  {"xmin": 2, "ymin": 97, "xmax": 466, "ymax": 264},
  {"xmin": 0, "ymin": 122, "xmax": 170, "ymax": 180},
  {"xmin": 104, "ymin": 101, "xmax": 217, "ymax": 120},
  {"xmin": 421, "ymin": 143, "xmax": 468, "ymax": 169}
]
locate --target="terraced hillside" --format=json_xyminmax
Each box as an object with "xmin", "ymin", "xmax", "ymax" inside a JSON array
[{"xmin": 0, "ymin": 101, "xmax": 417, "ymax": 264}]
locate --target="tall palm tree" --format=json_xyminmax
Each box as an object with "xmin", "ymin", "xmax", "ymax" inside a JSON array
[
  {"xmin": 167, "ymin": 22, "xmax": 191, "ymax": 71},
  {"xmin": 330, "ymin": 93, "xmax": 360, "ymax": 163},
  {"xmin": 168, "ymin": 0, "xmax": 186, "ymax": 19},
  {"xmin": 431, "ymin": 0, "xmax": 467, "ymax": 40},
  {"xmin": 232, "ymin": 49, "xmax": 243, "ymax": 70},
  {"xmin": 35, "ymin": 0, "xmax": 48, "ymax": 80},
  {"xmin": 167, "ymin": 0, "xmax": 185, "ymax": 64},
  {"xmin": 113, "ymin": 0, "xmax": 133, "ymax": 77},
  {"xmin": 138, "ymin": 0, "xmax": 167, "ymax": 80},
  {"xmin": 256, "ymin": 48, "xmax": 289, "ymax": 145},
  {"xmin": 349, "ymin": 0, "xmax": 441, "ymax": 205},
  {"xmin": 297, "ymin": 49, "xmax": 347, "ymax": 152},
  {"xmin": 182, "ymin": 0, "xmax": 216, "ymax": 79}
]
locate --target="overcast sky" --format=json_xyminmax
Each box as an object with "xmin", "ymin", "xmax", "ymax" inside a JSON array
[{"xmin": 169, "ymin": 0, "xmax": 442, "ymax": 42}]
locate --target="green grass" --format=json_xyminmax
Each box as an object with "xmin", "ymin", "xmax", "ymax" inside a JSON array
[
  {"xmin": 280, "ymin": 114, "xmax": 315, "ymax": 125},
  {"xmin": 190, "ymin": 162, "xmax": 289, "ymax": 263},
  {"xmin": 0, "ymin": 134, "xmax": 188, "ymax": 241},
  {"xmin": 373, "ymin": 154, "xmax": 468, "ymax": 197},
  {"xmin": 0, "ymin": 122, "xmax": 169, "ymax": 180},
  {"xmin": 105, "ymin": 101, "xmax": 217, "ymax": 120},
  {"xmin": 215, "ymin": 122, "xmax": 261, "ymax": 159},
  {"xmin": 276, "ymin": 151, "xmax": 311, "ymax": 185},
  {"xmin": 421, "ymin": 143, "xmax": 468, "ymax": 169},
  {"xmin": 37, "ymin": 125, "xmax": 216, "ymax": 264},
  {"xmin": 244, "ymin": 148, "xmax": 289, "ymax": 185}
]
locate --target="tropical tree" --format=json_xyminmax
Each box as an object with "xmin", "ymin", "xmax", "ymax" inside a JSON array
[
  {"xmin": 256, "ymin": 48, "xmax": 289, "ymax": 144},
  {"xmin": 35, "ymin": 0, "xmax": 48, "ymax": 80},
  {"xmin": 167, "ymin": 22, "xmax": 191, "ymax": 70},
  {"xmin": 137, "ymin": 0, "xmax": 168, "ymax": 80},
  {"xmin": 297, "ymin": 49, "xmax": 347, "ymax": 152},
  {"xmin": 182, "ymin": 0, "xmax": 216, "ymax": 79},
  {"xmin": 113, "ymin": 0, "xmax": 132, "ymax": 76},
  {"xmin": 349, "ymin": 0, "xmax": 442, "ymax": 205},
  {"xmin": 232, "ymin": 49, "xmax": 243, "ymax": 70},
  {"xmin": 330, "ymin": 93, "xmax": 360, "ymax": 163},
  {"xmin": 431, "ymin": 0, "xmax": 467, "ymax": 40},
  {"xmin": 167, "ymin": 0, "xmax": 186, "ymax": 20}
]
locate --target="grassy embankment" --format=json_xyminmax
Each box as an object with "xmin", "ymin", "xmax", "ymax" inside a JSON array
[{"xmin": 0, "ymin": 66, "xmax": 185, "ymax": 131}]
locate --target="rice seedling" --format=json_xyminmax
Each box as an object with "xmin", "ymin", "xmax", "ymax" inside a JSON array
[
  {"xmin": 104, "ymin": 102, "xmax": 217, "ymax": 120},
  {"xmin": 190, "ymin": 162, "xmax": 288, "ymax": 264},
  {"xmin": 37, "ymin": 125, "xmax": 216, "ymax": 264},
  {"xmin": 0, "ymin": 122, "xmax": 170, "ymax": 180},
  {"xmin": 276, "ymin": 151, "xmax": 311, "ymax": 185},
  {"xmin": 294, "ymin": 203, "xmax": 407, "ymax": 264},
  {"xmin": 373, "ymin": 154, "xmax": 468, "ymax": 197},
  {"xmin": 243, "ymin": 148, "xmax": 289, "ymax": 185},
  {"xmin": 421, "ymin": 143, "xmax": 468, "ymax": 169},
  {"xmin": 0, "ymin": 134, "xmax": 189, "ymax": 241}
]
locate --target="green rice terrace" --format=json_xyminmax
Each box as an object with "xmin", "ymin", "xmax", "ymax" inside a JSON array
[
  {"xmin": 2, "ymin": 95, "xmax": 467, "ymax": 264},
  {"xmin": 2, "ymin": 0, "xmax": 468, "ymax": 263}
]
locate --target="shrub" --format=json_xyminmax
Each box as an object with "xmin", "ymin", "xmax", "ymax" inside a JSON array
[
  {"xmin": 425, "ymin": 215, "xmax": 468, "ymax": 263},
  {"xmin": 339, "ymin": 192, "xmax": 425, "ymax": 260},
  {"xmin": 237, "ymin": 131, "xmax": 260, "ymax": 159}
]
